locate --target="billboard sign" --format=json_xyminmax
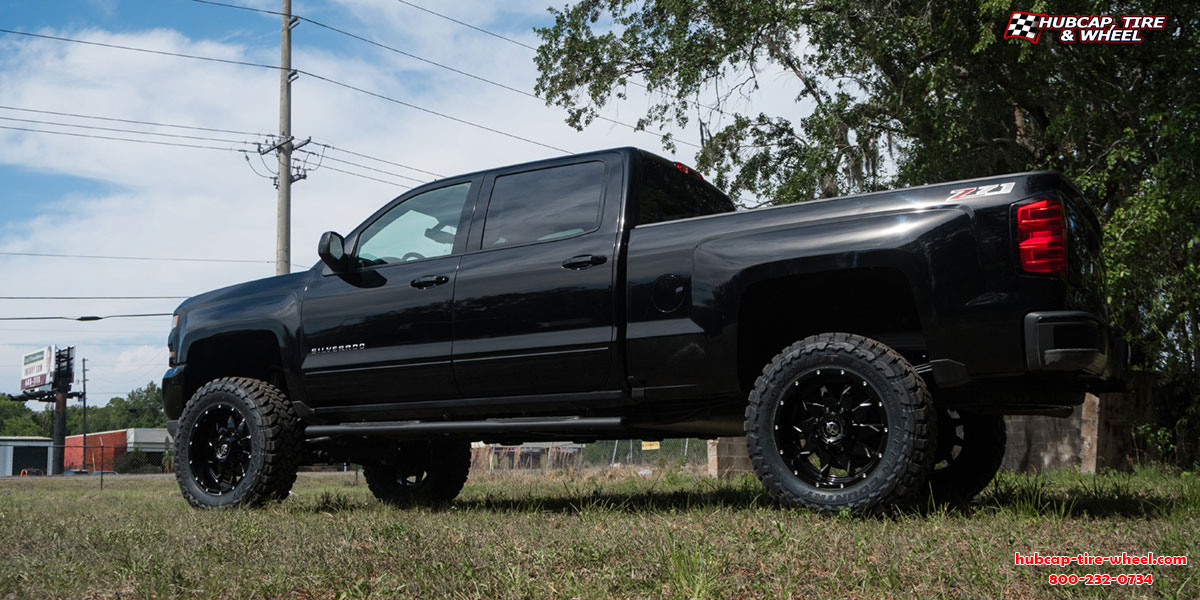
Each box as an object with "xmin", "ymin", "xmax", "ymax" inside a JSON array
[{"xmin": 20, "ymin": 346, "xmax": 55, "ymax": 391}]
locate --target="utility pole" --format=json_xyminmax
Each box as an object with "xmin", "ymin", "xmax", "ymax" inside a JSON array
[
  {"xmin": 52, "ymin": 389, "xmax": 66, "ymax": 474},
  {"xmin": 276, "ymin": 0, "xmax": 295, "ymax": 276},
  {"xmin": 50, "ymin": 347, "xmax": 74, "ymax": 475},
  {"xmin": 81, "ymin": 358, "xmax": 88, "ymax": 471},
  {"xmin": 262, "ymin": 0, "xmax": 310, "ymax": 275}
]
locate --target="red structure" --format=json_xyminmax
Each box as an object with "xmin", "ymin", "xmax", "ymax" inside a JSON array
[{"xmin": 64, "ymin": 430, "xmax": 127, "ymax": 471}]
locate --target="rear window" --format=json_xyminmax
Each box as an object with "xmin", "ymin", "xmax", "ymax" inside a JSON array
[
  {"xmin": 638, "ymin": 155, "xmax": 735, "ymax": 225},
  {"xmin": 482, "ymin": 162, "xmax": 605, "ymax": 248}
]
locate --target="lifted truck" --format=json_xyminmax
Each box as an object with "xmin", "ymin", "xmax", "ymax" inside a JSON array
[{"xmin": 163, "ymin": 147, "xmax": 1122, "ymax": 511}]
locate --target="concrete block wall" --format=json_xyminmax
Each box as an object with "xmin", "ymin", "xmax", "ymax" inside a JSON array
[
  {"xmin": 707, "ymin": 393, "xmax": 1133, "ymax": 478},
  {"xmin": 707, "ymin": 437, "xmax": 753, "ymax": 478},
  {"xmin": 1002, "ymin": 392, "xmax": 1131, "ymax": 474}
]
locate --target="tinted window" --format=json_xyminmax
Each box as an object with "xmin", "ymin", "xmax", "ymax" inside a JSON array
[
  {"xmin": 355, "ymin": 182, "xmax": 470, "ymax": 267},
  {"xmin": 638, "ymin": 155, "xmax": 734, "ymax": 225},
  {"xmin": 482, "ymin": 162, "xmax": 605, "ymax": 248}
]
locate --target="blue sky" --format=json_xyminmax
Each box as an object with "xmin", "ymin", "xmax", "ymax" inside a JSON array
[{"xmin": 0, "ymin": 0, "xmax": 783, "ymax": 410}]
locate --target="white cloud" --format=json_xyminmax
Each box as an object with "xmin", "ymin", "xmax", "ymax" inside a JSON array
[{"xmin": 0, "ymin": 1, "xmax": 798, "ymax": 406}]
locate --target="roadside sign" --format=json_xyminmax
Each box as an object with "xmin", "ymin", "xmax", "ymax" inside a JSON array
[
  {"xmin": 641, "ymin": 441, "xmax": 661, "ymax": 450},
  {"xmin": 20, "ymin": 346, "xmax": 55, "ymax": 391}
]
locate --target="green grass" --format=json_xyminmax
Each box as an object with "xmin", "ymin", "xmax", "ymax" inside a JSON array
[{"xmin": 0, "ymin": 467, "xmax": 1197, "ymax": 599}]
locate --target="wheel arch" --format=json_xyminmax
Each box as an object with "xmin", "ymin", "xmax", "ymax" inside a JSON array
[
  {"xmin": 734, "ymin": 266, "xmax": 928, "ymax": 392},
  {"xmin": 178, "ymin": 331, "xmax": 289, "ymax": 414}
]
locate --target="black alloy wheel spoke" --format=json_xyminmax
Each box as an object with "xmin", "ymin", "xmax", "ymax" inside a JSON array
[
  {"xmin": 188, "ymin": 403, "xmax": 253, "ymax": 495},
  {"xmin": 775, "ymin": 369, "xmax": 890, "ymax": 488}
]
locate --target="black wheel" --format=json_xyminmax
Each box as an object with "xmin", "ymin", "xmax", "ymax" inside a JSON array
[
  {"xmin": 363, "ymin": 440, "xmax": 470, "ymax": 506},
  {"xmin": 745, "ymin": 333, "xmax": 935, "ymax": 513},
  {"xmin": 174, "ymin": 377, "xmax": 302, "ymax": 509},
  {"xmin": 925, "ymin": 410, "xmax": 1006, "ymax": 503}
]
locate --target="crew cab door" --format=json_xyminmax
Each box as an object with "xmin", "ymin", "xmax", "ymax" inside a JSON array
[
  {"xmin": 452, "ymin": 156, "xmax": 624, "ymax": 397},
  {"xmin": 299, "ymin": 179, "xmax": 478, "ymax": 407}
]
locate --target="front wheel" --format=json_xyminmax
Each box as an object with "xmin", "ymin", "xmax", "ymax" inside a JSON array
[
  {"xmin": 174, "ymin": 377, "xmax": 302, "ymax": 508},
  {"xmin": 745, "ymin": 333, "xmax": 936, "ymax": 513}
]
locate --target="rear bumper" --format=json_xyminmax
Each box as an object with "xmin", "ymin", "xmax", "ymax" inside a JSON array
[
  {"xmin": 1024, "ymin": 311, "xmax": 1125, "ymax": 383},
  {"xmin": 162, "ymin": 365, "xmax": 186, "ymax": 420}
]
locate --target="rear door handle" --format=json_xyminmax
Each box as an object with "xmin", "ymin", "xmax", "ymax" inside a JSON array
[
  {"xmin": 561, "ymin": 254, "xmax": 608, "ymax": 270},
  {"xmin": 410, "ymin": 274, "xmax": 450, "ymax": 289}
]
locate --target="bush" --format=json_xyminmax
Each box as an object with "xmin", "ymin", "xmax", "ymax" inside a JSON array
[{"xmin": 114, "ymin": 450, "xmax": 160, "ymax": 474}]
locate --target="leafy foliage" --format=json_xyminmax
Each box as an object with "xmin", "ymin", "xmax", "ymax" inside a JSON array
[
  {"xmin": 0, "ymin": 382, "xmax": 165, "ymax": 437},
  {"xmin": 536, "ymin": 0, "xmax": 1200, "ymax": 459}
]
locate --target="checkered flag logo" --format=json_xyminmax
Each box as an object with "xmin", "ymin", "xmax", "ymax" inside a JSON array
[{"xmin": 1004, "ymin": 11, "xmax": 1042, "ymax": 43}]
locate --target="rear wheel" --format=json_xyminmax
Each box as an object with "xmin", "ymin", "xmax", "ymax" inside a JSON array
[
  {"xmin": 174, "ymin": 377, "xmax": 302, "ymax": 508},
  {"xmin": 363, "ymin": 440, "xmax": 471, "ymax": 506},
  {"xmin": 925, "ymin": 410, "xmax": 1007, "ymax": 503},
  {"xmin": 745, "ymin": 333, "xmax": 935, "ymax": 513}
]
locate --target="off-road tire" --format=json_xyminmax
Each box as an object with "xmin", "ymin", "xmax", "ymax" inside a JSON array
[
  {"xmin": 925, "ymin": 410, "xmax": 1007, "ymax": 504},
  {"xmin": 174, "ymin": 377, "xmax": 303, "ymax": 509},
  {"xmin": 745, "ymin": 333, "xmax": 936, "ymax": 513},
  {"xmin": 363, "ymin": 440, "xmax": 471, "ymax": 506}
]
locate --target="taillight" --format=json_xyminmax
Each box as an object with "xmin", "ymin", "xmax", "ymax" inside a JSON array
[{"xmin": 1017, "ymin": 198, "xmax": 1067, "ymax": 275}]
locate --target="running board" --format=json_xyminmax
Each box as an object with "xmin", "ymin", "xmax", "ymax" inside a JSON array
[{"xmin": 304, "ymin": 416, "xmax": 625, "ymax": 438}]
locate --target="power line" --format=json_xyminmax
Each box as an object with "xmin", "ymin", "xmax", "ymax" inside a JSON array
[
  {"xmin": 0, "ymin": 124, "xmax": 244, "ymax": 152},
  {"xmin": 392, "ymin": 0, "xmax": 539, "ymax": 51},
  {"xmin": 0, "ymin": 28, "xmax": 573, "ymax": 154},
  {"xmin": 296, "ymin": 148, "xmax": 426, "ymax": 184},
  {"xmin": 319, "ymin": 164, "xmax": 412, "ymax": 189},
  {"xmin": 0, "ymin": 115, "xmax": 259, "ymax": 145},
  {"xmin": 297, "ymin": 69, "xmax": 573, "ymax": 153},
  {"xmin": 377, "ymin": 0, "xmax": 732, "ymax": 121},
  {"xmin": 0, "ymin": 102, "xmax": 442, "ymax": 180},
  {"xmin": 0, "ymin": 104, "xmax": 266, "ymax": 137},
  {"xmin": 312, "ymin": 142, "xmax": 443, "ymax": 178},
  {"xmin": 0, "ymin": 28, "xmax": 279, "ymax": 70},
  {"xmin": 188, "ymin": 0, "xmax": 698, "ymax": 148},
  {"xmin": 0, "ymin": 296, "xmax": 189, "ymax": 300},
  {"xmin": 0, "ymin": 313, "xmax": 172, "ymax": 321},
  {"xmin": 0, "ymin": 251, "xmax": 307, "ymax": 268},
  {"xmin": 2, "ymin": 122, "xmax": 414, "ymax": 191}
]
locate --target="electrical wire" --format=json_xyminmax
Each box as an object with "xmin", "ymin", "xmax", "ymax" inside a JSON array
[
  {"xmin": 1, "ymin": 123, "xmax": 414, "ymax": 192},
  {"xmin": 296, "ymin": 69, "xmax": 572, "ymax": 153},
  {"xmin": 0, "ymin": 104, "xmax": 430, "ymax": 178},
  {"xmin": 0, "ymin": 124, "xmax": 244, "ymax": 152},
  {"xmin": 311, "ymin": 142, "xmax": 443, "ymax": 178},
  {"xmin": 318, "ymin": 164, "xmax": 413, "ymax": 189},
  {"xmin": 0, "ymin": 115, "xmax": 259, "ymax": 145},
  {"xmin": 0, "ymin": 104, "xmax": 266, "ymax": 137},
  {"xmin": 0, "ymin": 296, "xmax": 189, "ymax": 300},
  {"xmin": 0, "ymin": 251, "xmax": 305, "ymax": 268},
  {"xmin": 0, "ymin": 313, "xmax": 172, "ymax": 321},
  {"xmin": 188, "ymin": 0, "xmax": 699, "ymax": 148},
  {"xmin": 0, "ymin": 28, "xmax": 573, "ymax": 154},
  {"xmin": 392, "ymin": 0, "xmax": 539, "ymax": 51},
  {"xmin": 296, "ymin": 148, "xmax": 426, "ymax": 184},
  {"xmin": 383, "ymin": 0, "xmax": 732, "ymax": 119}
]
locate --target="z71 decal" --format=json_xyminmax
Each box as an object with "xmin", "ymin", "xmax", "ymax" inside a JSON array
[{"xmin": 947, "ymin": 182, "xmax": 1015, "ymax": 200}]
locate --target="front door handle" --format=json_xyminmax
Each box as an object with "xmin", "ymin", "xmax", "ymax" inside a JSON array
[
  {"xmin": 561, "ymin": 254, "xmax": 608, "ymax": 270},
  {"xmin": 410, "ymin": 274, "xmax": 450, "ymax": 289}
]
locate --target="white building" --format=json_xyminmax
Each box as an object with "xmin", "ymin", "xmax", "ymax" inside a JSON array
[{"xmin": 0, "ymin": 436, "xmax": 53, "ymax": 476}]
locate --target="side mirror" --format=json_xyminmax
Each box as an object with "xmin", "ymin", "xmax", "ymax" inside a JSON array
[{"xmin": 317, "ymin": 231, "xmax": 347, "ymax": 272}]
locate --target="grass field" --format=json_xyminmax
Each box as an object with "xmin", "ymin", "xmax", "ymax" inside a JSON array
[{"xmin": 1, "ymin": 466, "xmax": 1197, "ymax": 599}]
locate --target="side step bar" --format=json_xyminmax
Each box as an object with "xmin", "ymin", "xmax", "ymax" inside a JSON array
[{"xmin": 304, "ymin": 416, "xmax": 625, "ymax": 438}]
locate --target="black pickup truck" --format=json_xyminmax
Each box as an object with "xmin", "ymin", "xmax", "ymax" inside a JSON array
[{"xmin": 163, "ymin": 147, "xmax": 1122, "ymax": 512}]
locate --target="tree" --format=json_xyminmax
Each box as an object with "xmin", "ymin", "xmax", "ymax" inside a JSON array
[
  {"xmin": 0, "ymin": 394, "xmax": 43, "ymax": 436},
  {"xmin": 536, "ymin": 0, "xmax": 1200, "ymax": 460},
  {"xmin": 65, "ymin": 382, "xmax": 166, "ymax": 435}
]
